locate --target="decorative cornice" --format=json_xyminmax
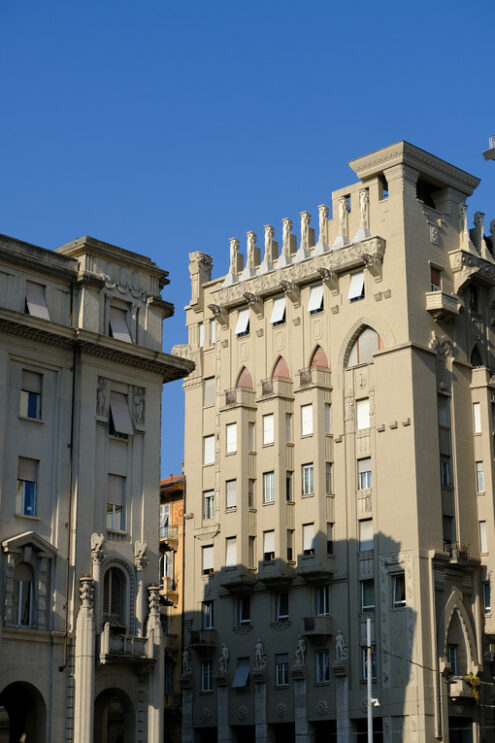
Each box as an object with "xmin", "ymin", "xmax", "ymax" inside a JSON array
[{"xmin": 449, "ymin": 249, "xmax": 495, "ymax": 292}]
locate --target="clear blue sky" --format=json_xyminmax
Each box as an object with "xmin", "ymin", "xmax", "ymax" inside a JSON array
[{"xmin": 1, "ymin": 0, "xmax": 495, "ymax": 475}]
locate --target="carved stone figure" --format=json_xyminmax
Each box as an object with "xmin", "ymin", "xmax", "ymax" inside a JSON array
[
  {"xmin": 459, "ymin": 203, "xmax": 468, "ymax": 236},
  {"xmin": 335, "ymin": 629, "xmax": 347, "ymax": 662},
  {"xmin": 182, "ymin": 649, "xmax": 192, "ymax": 675},
  {"xmin": 246, "ymin": 232, "xmax": 257, "ymax": 269},
  {"xmin": 359, "ymin": 189, "xmax": 369, "ymax": 228},
  {"xmin": 264, "ymin": 225, "xmax": 275, "ymax": 261},
  {"xmin": 318, "ymin": 204, "xmax": 329, "ymax": 244},
  {"xmin": 338, "ymin": 197, "xmax": 349, "ymax": 235},
  {"xmin": 96, "ymin": 377, "xmax": 106, "ymax": 416},
  {"xmin": 294, "ymin": 635, "xmax": 306, "ymax": 665},
  {"xmin": 300, "ymin": 211, "xmax": 311, "ymax": 250},
  {"xmin": 133, "ymin": 387, "xmax": 145, "ymax": 426},
  {"xmin": 229, "ymin": 238, "xmax": 240, "ymax": 274},
  {"xmin": 90, "ymin": 533, "xmax": 105, "ymax": 563},
  {"xmin": 134, "ymin": 540, "xmax": 148, "ymax": 570},
  {"xmin": 79, "ymin": 574, "xmax": 94, "ymax": 608},
  {"xmin": 254, "ymin": 638, "xmax": 266, "ymax": 670},
  {"xmin": 218, "ymin": 643, "xmax": 229, "ymax": 674},
  {"xmin": 282, "ymin": 218, "xmax": 293, "ymax": 256}
]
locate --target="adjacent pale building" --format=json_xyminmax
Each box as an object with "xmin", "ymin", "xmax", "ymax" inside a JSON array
[
  {"xmin": 0, "ymin": 233, "xmax": 193, "ymax": 742},
  {"xmin": 177, "ymin": 142, "xmax": 495, "ymax": 742}
]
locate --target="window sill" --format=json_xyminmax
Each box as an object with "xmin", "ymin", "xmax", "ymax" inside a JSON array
[
  {"xmin": 15, "ymin": 513, "xmax": 40, "ymax": 521},
  {"xmin": 226, "ymin": 451, "xmax": 237, "ymax": 457},
  {"xmin": 301, "ymin": 434, "xmax": 313, "ymax": 439},
  {"xmin": 202, "ymin": 462, "xmax": 215, "ymax": 468},
  {"xmin": 262, "ymin": 442, "xmax": 274, "ymax": 448},
  {"xmin": 477, "ymin": 491, "xmax": 486, "ymax": 496},
  {"xmin": 262, "ymin": 501, "xmax": 275, "ymax": 506},
  {"xmin": 302, "ymin": 493, "xmax": 314, "ymax": 498},
  {"xmin": 18, "ymin": 416, "xmax": 44, "ymax": 424},
  {"xmin": 226, "ymin": 507, "xmax": 237, "ymax": 513},
  {"xmin": 314, "ymin": 681, "xmax": 330, "ymax": 687},
  {"xmin": 106, "ymin": 528, "xmax": 127, "ymax": 536}
]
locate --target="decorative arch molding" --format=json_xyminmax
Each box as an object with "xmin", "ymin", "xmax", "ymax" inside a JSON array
[
  {"xmin": 0, "ymin": 667, "xmax": 49, "ymax": 705},
  {"xmin": 272, "ymin": 355, "xmax": 290, "ymax": 379},
  {"xmin": 236, "ymin": 366, "xmax": 253, "ymax": 390},
  {"xmin": 337, "ymin": 316, "xmax": 396, "ymax": 387},
  {"xmin": 440, "ymin": 586, "xmax": 479, "ymax": 672},
  {"xmin": 470, "ymin": 343, "xmax": 484, "ymax": 368},
  {"xmin": 309, "ymin": 345, "xmax": 329, "ymax": 369},
  {"xmin": 100, "ymin": 558, "xmax": 137, "ymax": 634}
]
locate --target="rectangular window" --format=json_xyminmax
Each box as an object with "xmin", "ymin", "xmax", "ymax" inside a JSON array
[
  {"xmin": 234, "ymin": 308, "xmax": 250, "ymax": 336},
  {"xmin": 315, "ymin": 649, "xmax": 330, "ymax": 682},
  {"xmin": 440, "ymin": 455, "xmax": 452, "ymax": 487},
  {"xmin": 286, "ymin": 472, "xmax": 293, "ymax": 502},
  {"xmin": 226, "ymin": 480, "xmax": 237, "ymax": 510},
  {"xmin": 25, "ymin": 281, "xmax": 51, "ymax": 320},
  {"xmin": 203, "ymin": 435, "xmax": 215, "ymax": 465},
  {"xmin": 302, "ymin": 464, "xmax": 314, "ymax": 495},
  {"xmin": 201, "ymin": 661, "xmax": 213, "ymax": 692},
  {"xmin": 202, "ymin": 601, "xmax": 214, "ymax": 629},
  {"xmin": 226, "ymin": 423, "xmax": 237, "ymax": 454},
  {"xmin": 210, "ymin": 318, "xmax": 216, "ymax": 345},
  {"xmin": 13, "ymin": 572, "xmax": 34, "ymax": 627},
  {"xmin": 303, "ymin": 523, "xmax": 315, "ymax": 556},
  {"xmin": 286, "ymin": 413, "xmax": 293, "ymax": 443},
  {"xmin": 203, "ymin": 490, "xmax": 215, "ymax": 520},
  {"xmin": 276, "ymin": 591, "xmax": 289, "ymax": 621},
  {"xmin": 358, "ymin": 458, "xmax": 372, "ymax": 490},
  {"xmin": 392, "ymin": 573, "xmax": 406, "ymax": 608},
  {"xmin": 238, "ymin": 596, "xmax": 251, "ymax": 624},
  {"xmin": 362, "ymin": 648, "xmax": 377, "ymax": 680},
  {"xmin": 232, "ymin": 657, "xmax": 250, "ymax": 688},
  {"xmin": 430, "ymin": 266, "xmax": 441, "ymax": 291},
  {"xmin": 448, "ymin": 645, "xmax": 458, "ymax": 675},
  {"xmin": 226, "ymin": 537, "xmax": 237, "ymax": 567},
  {"xmin": 327, "ymin": 523, "xmax": 334, "ymax": 555},
  {"xmin": 356, "ymin": 399, "xmax": 370, "ymax": 430},
  {"xmin": 248, "ymin": 536, "xmax": 256, "ymax": 569},
  {"xmin": 473, "ymin": 402, "xmax": 482, "ymax": 434},
  {"xmin": 165, "ymin": 658, "xmax": 173, "ymax": 693},
  {"xmin": 109, "ymin": 305, "xmax": 132, "ymax": 343},
  {"xmin": 248, "ymin": 422, "xmax": 255, "ymax": 451},
  {"xmin": 198, "ymin": 322, "xmax": 204, "ymax": 348},
  {"xmin": 325, "ymin": 462, "xmax": 332, "ymax": 494},
  {"xmin": 248, "ymin": 479, "xmax": 255, "ymax": 508},
  {"xmin": 324, "ymin": 403, "xmax": 331, "ymax": 434},
  {"xmin": 203, "ymin": 377, "xmax": 215, "ymax": 406},
  {"xmin": 438, "ymin": 395, "xmax": 450, "ymax": 427},
  {"xmin": 270, "ymin": 297, "xmax": 286, "ymax": 325},
  {"xmin": 275, "ymin": 654, "xmax": 289, "ymax": 686},
  {"xmin": 469, "ymin": 285, "xmax": 479, "ymax": 313},
  {"xmin": 107, "ymin": 474, "xmax": 125, "ymax": 530},
  {"xmin": 20, "ymin": 370, "xmax": 42, "ymax": 419},
  {"xmin": 263, "ymin": 530, "xmax": 275, "ymax": 561},
  {"xmin": 476, "ymin": 461, "xmax": 485, "ymax": 493},
  {"xmin": 361, "ymin": 579, "xmax": 375, "ymax": 612},
  {"xmin": 483, "ymin": 581, "xmax": 491, "ymax": 613},
  {"xmin": 17, "ymin": 457, "xmax": 38, "ymax": 517},
  {"xmin": 202, "ymin": 545, "xmax": 214, "ymax": 575},
  {"xmin": 480, "ymin": 521, "xmax": 488, "ymax": 553},
  {"xmin": 307, "ymin": 284, "xmax": 324, "ymax": 314},
  {"xmin": 160, "ymin": 503, "xmax": 170, "ymax": 539},
  {"xmin": 263, "ymin": 472, "xmax": 275, "ymax": 503},
  {"xmin": 287, "ymin": 529, "xmax": 294, "ymax": 561},
  {"xmin": 348, "ymin": 271, "xmax": 365, "ymax": 301},
  {"xmin": 263, "ymin": 414, "xmax": 274, "ymax": 445},
  {"xmin": 316, "ymin": 585, "xmax": 329, "ymax": 616},
  {"xmin": 109, "ymin": 392, "xmax": 134, "ymax": 437},
  {"xmin": 301, "ymin": 404, "xmax": 313, "ymax": 436},
  {"xmin": 359, "ymin": 520, "xmax": 373, "ymax": 552}
]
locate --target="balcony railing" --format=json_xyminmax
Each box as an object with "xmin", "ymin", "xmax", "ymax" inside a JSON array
[
  {"xmin": 443, "ymin": 542, "xmax": 469, "ymax": 563},
  {"xmin": 160, "ymin": 525, "xmax": 178, "ymax": 540}
]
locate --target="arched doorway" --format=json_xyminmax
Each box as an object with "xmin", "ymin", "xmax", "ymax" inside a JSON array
[
  {"xmin": 0, "ymin": 681, "xmax": 46, "ymax": 743},
  {"xmin": 94, "ymin": 689, "xmax": 134, "ymax": 743}
]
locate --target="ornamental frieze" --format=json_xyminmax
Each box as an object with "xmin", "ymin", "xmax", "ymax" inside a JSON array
[{"xmin": 449, "ymin": 248, "xmax": 495, "ymax": 292}]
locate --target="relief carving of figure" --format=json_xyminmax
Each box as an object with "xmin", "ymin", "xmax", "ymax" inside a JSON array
[
  {"xmin": 254, "ymin": 638, "xmax": 266, "ymax": 670},
  {"xmin": 90, "ymin": 533, "xmax": 105, "ymax": 562},
  {"xmin": 338, "ymin": 197, "xmax": 349, "ymax": 235},
  {"xmin": 282, "ymin": 218, "xmax": 292, "ymax": 256},
  {"xmin": 359, "ymin": 189, "xmax": 369, "ymax": 228},
  {"xmin": 182, "ymin": 649, "xmax": 193, "ymax": 676},
  {"xmin": 229, "ymin": 238, "xmax": 239, "ymax": 274},
  {"xmin": 133, "ymin": 387, "xmax": 145, "ymax": 426},
  {"xmin": 335, "ymin": 629, "xmax": 347, "ymax": 662},
  {"xmin": 264, "ymin": 225, "xmax": 274, "ymax": 261},
  {"xmin": 300, "ymin": 211, "xmax": 311, "ymax": 249},
  {"xmin": 96, "ymin": 377, "xmax": 106, "ymax": 416},
  {"xmin": 218, "ymin": 643, "xmax": 229, "ymax": 674},
  {"xmin": 318, "ymin": 204, "xmax": 329, "ymax": 243},
  {"xmin": 294, "ymin": 635, "xmax": 306, "ymax": 665},
  {"xmin": 459, "ymin": 203, "xmax": 468, "ymax": 235},
  {"xmin": 134, "ymin": 540, "xmax": 148, "ymax": 570},
  {"xmin": 246, "ymin": 232, "xmax": 257, "ymax": 269}
]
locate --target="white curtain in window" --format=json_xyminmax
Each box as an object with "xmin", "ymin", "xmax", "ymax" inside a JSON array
[
  {"xmin": 303, "ymin": 523, "xmax": 314, "ymax": 552},
  {"xmin": 356, "ymin": 399, "xmax": 370, "ymax": 430},
  {"xmin": 263, "ymin": 531, "xmax": 275, "ymax": 554},
  {"xmin": 473, "ymin": 402, "xmax": 482, "ymax": 434},
  {"xmin": 226, "ymin": 480, "xmax": 237, "ymax": 509},
  {"xmin": 226, "ymin": 538, "xmax": 237, "ymax": 566},
  {"xmin": 301, "ymin": 404, "xmax": 313, "ymax": 435},
  {"xmin": 202, "ymin": 545, "xmax": 214, "ymax": 570},
  {"xmin": 263, "ymin": 414, "xmax": 274, "ymax": 444}
]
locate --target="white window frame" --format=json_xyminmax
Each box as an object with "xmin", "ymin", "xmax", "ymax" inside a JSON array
[
  {"xmin": 302, "ymin": 464, "xmax": 314, "ymax": 495},
  {"xmin": 275, "ymin": 654, "xmax": 289, "ymax": 686},
  {"xmin": 263, "ymin": 471, "xmax": 275, "ymax": 503},
  {"xmin": 392, "ymin": 573, "xmax": 406, "ymax": 608},
  {"xmin": 202, "ymin": 601, "xmax": 214, "ymax": 629},
  {"xmin": 201, "ymin": 661, "xmax": 213, "ymax": 692},
  {"xmin": 316, "ymin": 585, "xmax": 329, "ymax": 616},
  {"xmin": 303, "ymin": 523, "xmax": 315, "ymax": 556},
  {"xmin": 263, "ymin": 530, "xmax": 275, "ymax": 561},
  {"xmin": 358, "ymin": 458, "xmax": 372, "ymax": 490},
  {"xmin": 203, "ymin": 490, "xmax": 215, "ymax": 520},
  {"xmin": 203, "ymin": 435, "xmax": 215, "ymax": 465},
  {"xmin": 225, "ymin": 537, "xmax": 237, "ymax": 567},
  {"xmin": 473, "ymin": 402, "xmax": 482, "ymax": 434},
  {"xmin": 226, "ymin": 423, "xmax": 237, "ymax": 454},
  {"xmin": 202, "ymin": 545, "xmax": 214, "ymax": 575},
  {"xmin": 476, "ymin": 461, "xmax": 485, "ymax": 493},
  {"xmin": 315, "ymin": 649, "xmax": 330, "ymax": 683},
  {"xmin": 263, "ymin": 414, "xmax": 274, "ymax": 445},
  {"xmin": 226, "ymin": 480, "xmax": 237, "ymax": 510},
  {"xmin": 301, "ymin": 404, "xmax": 313, "ymax": 436},
  {"xmin": 276, "ymin": 591, "xmax": 289, "ymax": 621},
  {"xmin": 356, "ymin": 398, "xmax": 370, "ymax": 430}
]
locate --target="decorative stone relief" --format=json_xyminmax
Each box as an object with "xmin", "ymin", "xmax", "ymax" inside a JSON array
[
  {"xmin": 134, "ymin": 540, "xmax": 148, "ymax": 571},
  {"xmin": 218, "ymin": 643, "xmax": 229, "ymax": 674},
  {"xmin": 294, "ymin": 635, "xmax": 306, "ymax": 665},
  {"xmin": 90, "ymin": 533, "xmax": 105, "ymax": 564},
  {"xmin": 429, "ymin": 332, "xmax": 455, "ymax": 392},
  {"xmin": 79, "ymin": 574, "xmax": 94, "ymax": 608},
  {"xmin": 96, "ymin": 377, "xmax": 107, "ymax": 416},
  {"xmin": 318, "ymin": 204, "xmax": 329, "ymax": 245},
  {"xmin": 237, "ymin": 706, "xmax": 248, "ymax": 721},
  {"xmin": 200, "ymin": 709, "xmax": 211, "ymax": 722},
  {"xmin": 254, "ymin": 638, "xmax": 266, "ymax": 669},
  {"xmin": 335, "ymin": 629, "xmax": 348, "ymax": 662},
  {"xmin": 132, "ymin": 386, "xmax": 145, "ymax": 427},
  {"xmin": 276, "ymin": 704, "xmax": 288, "ymax": 719},
  {"xmin": 317, "ymin": 700, "xmax": 328, "ymax": 716}
]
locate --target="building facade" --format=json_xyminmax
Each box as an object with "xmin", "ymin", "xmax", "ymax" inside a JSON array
[
  {"xmin": 178, "ymin": 142, "xmax": 495, "ymax": 743},
  {"xmin": 160, "ymin": 474, "xmax": 186, "ymax": 743},
  {"xmin": 0, "ymin": 233, "xmax": 193, "ymax": 742}
]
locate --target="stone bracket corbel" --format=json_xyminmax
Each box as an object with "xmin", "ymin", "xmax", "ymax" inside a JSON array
[
  {"xmin": 362, "ymin": 253, "xmax": 382, "ymax": 282},
  {"xmin": 279, "ymin": 280, "xmax": 301, "ymax": 308},
  {"xmin": 207, "ymin": 304, "xmax": 228, "ymax": 327},
  {"xmin": 317, "ymin": 267, "xmax": 339, "ymax": 293},
  {"xmin": 243, "ymin": 292, "xmax": 264, "ymax": 319}
]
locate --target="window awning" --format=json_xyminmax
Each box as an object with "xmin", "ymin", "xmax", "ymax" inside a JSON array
[
  {"xmin": 307, "ymin": 285, "xmax": 323, "ymax": 313},
  {"xmin": 263, "ymin": 530, "xmax": 275, "ymax": 553},
  {"xmin": 108, "ymin": 475, "xmax": 124, "ymax": 506},
  {"xmin": 270, "ymin": 297, "xmax": 286, "ymax": 324},
  {"xmin": 18, "ymin": 457, "xmax": 37, "ymax": 481},
  {"xmin": 109, "ymin": 306, "xmax": 132, "ymax": 343},
  {"xmin": 358, "ymin": 458, "xmax": 371, "ymax": 474},
  {"xmin": 232, "ymin": 658, "xmax": 250, "ymax": 688},
  {"xmin": 303, "ymin": 523, "xmax": 314, "ymax": 551},
  {"xmin": 22, "ymin": 370, "xmax": 42, "ymax": 394},
  {"xmin": 348, "ymin": 272, "xmax": 364, "ymax": 300},
  {"xmin": 110, "ymin": 392, "xmax": 134, "ymax": 435},
  {"xmin": 26, "ymin": 282, "xmax": 50, "ymax": 320},
  {"xmin": 234, "ymin": 308, "xmax": 250, "ymax": 335},
  {"xmin": 202, "ymin": 545, "xmax": 214, "ymax": 570}
]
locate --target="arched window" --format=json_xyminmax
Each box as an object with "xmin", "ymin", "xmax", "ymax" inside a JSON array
[
  {"xmin": 272, "ymin": 356, "xmax": 290, "ymax": 379},
  {"xmin": 446, "ymin": 611, "xmax": 468, "ymax": 676},
  {"xmin": 13, "ymin": 562, "xmax": 34, "ymax": 627},
  {"xmin": 470, "ymin": 345, "xmax": 484, "ymax": 368},
  {"xmin": 236, "ymin": 367, "xmax": 253, "ymax": 390},
  {"xmin": 347, "ymin": 327, "xmax": 383, "ymax": 367},
  {"xmin": 103, "ymin": 567, "xmax": 126, "ymax": 632},
  {"xmin": 310, "ymin": 346, "xmax": 329, "ymax": 369}
]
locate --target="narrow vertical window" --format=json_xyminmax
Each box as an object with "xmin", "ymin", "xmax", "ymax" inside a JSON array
[
  {"xmin": 286, "ymin": 472, "xmax": 293, "ymax": 501},
  {"xmin": 203, "ymin": 377, "xmax": 215, "ymax": 406},
  {"xmin": 327, "ymin": 524, "xmax": 334, "ymax": 555},
  {"xmin": 210, "ymin": 319, "xmax": 216, "ymax": 345},
  {"xmin": 203, "ymin": 435, "xmax": 215, "ymax": 465},
  {"xmin": 203, "ymin": 490, "xmax": 215, "ymax": 520},
  {"xmin": 201, "ymin": 661, "xmax": 213, "ymax": 691},
  {"xmin": 248, "ymin": 422, "xmax": 255, "ymax": 451},
  {"xmin": 226, "ymin": 480, "xmax": 237, "ymax": 510},
  {"xmin": 198, "ymin": 322, "xmax": 204, "ymax": 348},
  {"xmin": 20, "ymin": 371, "xmax": 42, "ymax": 419},
  {"xmin": 263, "ymin": 531, "xmax": 275, "ymax": 561},
  {"xmin": 316, "ymin": 585, "xmax": 329, "ymax": 616},
  {"xmin": 358, "ymin": 458, "xmax": 372, "ymax": 490},
  {"xmin": 325, "ymin": 462, "xmax": 332, "ymax": 494},
  {"xmin": 359, "ymin": 520, "xmax": 373, "ymax": 552},
  {"xmin": 473, "ymin": 402, "xmax": 482, "ymax": 434},
  {"xmin": 225, "ymin": 537, "xmax": 237, "ymax": 567},
  {"xmin": 303, "ymin": 523, "xmax": 315, "ymax": 556},
  {"xmin": 276, "ymin": 591, "xmax": 289, "ymax": 621},
  {"xmin": 430, "ymin": 266, "xmax": 441, "ymax": 291},
  {"xmin": 392, "ymin": 573, "xmax": 406, "ymax": 608},
  {"xmin": 248, "ymin": 536, "xmax": 256, "ymax": 568},
  {"xmin": 480, "ymin": 521, "xmax": 488, "ymax": 553},
  {"xmin": 302, "ymin": 464, "xmax": 314, "ymax": 495},
  {"xmin": 356, "ymin": 399, "xmax": 370, "ymax": 430},
  {"xmin": 202, "ymin": 601, "xmax": 214, "ymax": 629},
  {"xmin": 361, "ymin": 579, "xmax": 375, "ymax": 611},
  {"xmin": 17, "ymin": 457, "xmax": 38, "ymax": 517},
  {"xmin": 263, "ymin": 472, "xmax": 275, "ymax": 503},
  {"xmin": 324, "ymin": 403, "xmax": 331, "ymax": 434},
  {"xmin": 25, "ymin": 281, "xmax": 50, "ymax": 320},
  {"xmin": 275, "ymin": 654, "xmax": 289, "ymax": 686},
  {"xmin": 202, "ymin": 545, "xmax": 214, "ymax": 575},
  {"xmin": 263, "ymin": 414, "xmax": 274, "ymax": 445},
  {"xmin": 248, "ymin": 479, "xmax": 255, "ymax": 508},
  {"xmin": 483, "ymin": 581, "xmax": 491, "ymax": 613},
  {"xmin": 476, "ymin": 462, "xmax": 485, "ymax": 493},
  {"xmin": 286, "ymin": 413, "xmax": 293, "ymax": 443},
  {"xmin": 107, "ymin": 475, "xmax": 125, "ymax": 530},
  {"xmin": 287, "ymin": 530, "xmax": 294, "ymax": 561},
  {"xmin": 315, "ymin": 650, "xmax": 330, "ymax": 682},
  {"xmin": 301, "ymin": 404, "xmax": 313, "ymax": 436},
  {"xmin": 226, "ymin": 423, "xmax": 237, "ymax": 454}
]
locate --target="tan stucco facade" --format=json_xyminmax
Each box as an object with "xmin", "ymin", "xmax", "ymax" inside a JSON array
[
  {"xmin": 178, "ymin": 142, "xmax": 495, "ymax": 742},
  {"xmin": 0, "ymin": 233, "xmax": 193, "ymax": 742}
]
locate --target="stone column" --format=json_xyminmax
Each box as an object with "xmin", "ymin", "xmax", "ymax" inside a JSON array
[
  {"xmin": 216, "ymin": 675, "xmax": 233, "ymax": 743},
  {"xmin": 134, "ymin": 541, "xmax": 148, "ymax": 637},
  {"xmin": 181, "ymin": 675, "xmax": 193, "ymax": 743},
  {"xmin": 292, "ymin": 666, "xmax": 311, "ymax": 743},
  {"xmin": 333, "ymin": 661, "xmax": 350, "ymax": 742},
  {"xmin": 90, "ymin": 533, "xmax": 104, "ymax": 622},
  {"xmin": 146, "ymin": 584, "xmax": 164, "ymax": 743},
  {"xmin": 73, "ymin": 575, "xmax": 95, "ymax": 743},
  {"xmin": 253, "ymin": 670, "xmax": 270, "ymax": 743}
]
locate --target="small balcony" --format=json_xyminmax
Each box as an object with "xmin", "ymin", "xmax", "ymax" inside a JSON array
[
  {"xmin": 190, "ymin": 629, "xmax": 217, "ymax": 655},
  {"xmin": 297, "ymin": 367, "xmax": 332, "ymax": 389},
  {"xmin": 160, "ymin": 525, "xmax": 179, "ymax": 546},
  {"xmin": 260, "ymin": 378, "xmax": 293, "ymax": 399},
  {"xmin": 301, "ymin": 615, "xmax": 332, "ymax": 640},
  {"xmin": 425, "ymin": 291, "xmax": 459, "ymax": 321},
  {"xmin": 220, "ymin": 566, "xmax": 256, "ymax": 595},
  {"xmin": 448, "ymin": 678, "xmax": 475, "ymax": 700},
  {"xmin": 99, "ymin": 625, "xmax": 153, "ymax": 666},
  {"xmin": 443, "ymin": 542, "xmax": 469, "ymax": 564},
  {"xmin": 258, "ymin": 558, "xmax": 295, "ymax": 588},
  {"xmin": 224, "ymin": 387, "xmax": 256, "ymax": 408},
  {"xmin": 162, "ymin": 575, "xmax": 179, "ymax": 602}
]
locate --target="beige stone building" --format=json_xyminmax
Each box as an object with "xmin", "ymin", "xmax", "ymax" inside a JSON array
[
  {"xmin": 177, "ymin": 142, "xmax": 495, "ymax": 743},
  {"xmin": 0, "ymin": 233, "xmax": 193, "ymax": 742}
]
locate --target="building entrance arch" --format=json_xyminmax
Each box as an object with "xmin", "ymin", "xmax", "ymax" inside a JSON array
[
  {"xmin": 94, "ymin": 688, "xmax": 135, "ymax": 743},
  {"xmin": 0, "ymin": 681, "xmax": 46, "ymax": 743}
]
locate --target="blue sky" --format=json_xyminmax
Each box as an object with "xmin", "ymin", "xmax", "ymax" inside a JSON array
[{"xmin": 1, "ymin": 0, "xmax": 495, "ymax": 475}]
